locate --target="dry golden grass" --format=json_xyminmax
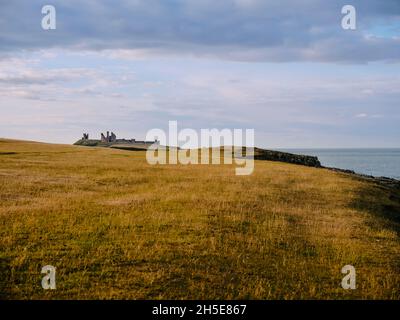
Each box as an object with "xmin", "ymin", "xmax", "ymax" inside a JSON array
[{"xmin": 0, "ymin": 138, "xmax": 399, "ymax": 299}]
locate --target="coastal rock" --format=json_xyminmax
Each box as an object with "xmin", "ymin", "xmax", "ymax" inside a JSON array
[{"xmin": 325, "ymin": 166, "xmax": 400, "ymax": 189}]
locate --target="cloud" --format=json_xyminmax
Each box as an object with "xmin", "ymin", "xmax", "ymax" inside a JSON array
[
  {"xmin": 355, "ymin": 113, "xmax": 385, "ymax": 119},
  {"xmin": 0, "ymin": 0, "xmax": 399, "ymax": 63},
  {"xmin": 0, "ymin": 1, "xmax": 399, "ymax": 147}
]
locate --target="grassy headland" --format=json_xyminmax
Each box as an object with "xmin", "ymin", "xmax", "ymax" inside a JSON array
[{"xmin": 0, "ymin": 139, "xmax": 399, "ymax": 299}]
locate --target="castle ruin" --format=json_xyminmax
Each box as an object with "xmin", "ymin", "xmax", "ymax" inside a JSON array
[
  {"xmin": 76, "ymin": 131, "xmax": 159, "ymax": 148},
  {"xmin": 101, "ymin": 131, "xmax": 117, "ymax": 143}
]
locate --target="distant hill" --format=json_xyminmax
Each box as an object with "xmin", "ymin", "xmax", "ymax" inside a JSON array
[{"xmin": 74, "ymin": 139, "xmax": 154, "ymax": 151}]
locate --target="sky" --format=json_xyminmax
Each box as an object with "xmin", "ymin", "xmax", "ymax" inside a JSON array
[{"xmin": 0, "ymin": 0, "xmax": 399, "ymax": 148}]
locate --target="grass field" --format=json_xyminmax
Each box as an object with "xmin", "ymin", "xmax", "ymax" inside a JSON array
[{"xmin": 0, "ymin": 138, "xmax": 399, "ymax": 299}]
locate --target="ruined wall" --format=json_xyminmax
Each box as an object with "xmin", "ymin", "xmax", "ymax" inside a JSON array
[{"xmin": 253, "ymin": 148, "xmax": 321, "ymax": 167}]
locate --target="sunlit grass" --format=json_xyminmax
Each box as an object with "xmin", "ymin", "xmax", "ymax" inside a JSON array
[{"xmin": 0, "ymin": 138, "xmax": 399, "ymax": 299}]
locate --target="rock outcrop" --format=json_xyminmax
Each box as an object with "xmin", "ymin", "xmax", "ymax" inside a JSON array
[
  {"xmin": 325, "ymin": 167, "xmax": 400, "ymax": 189},
  {"xmin": 253, "ymin": 148, "xmax": 321, "ymax": 167},
  {"xmin": 253, "ymin": 148, "xmax": 399, "ymax": 187}
]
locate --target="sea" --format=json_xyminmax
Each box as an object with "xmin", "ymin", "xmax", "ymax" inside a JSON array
[{"xmin": 278, "ymin": 149, "xmax": 400, "ymax": 180}]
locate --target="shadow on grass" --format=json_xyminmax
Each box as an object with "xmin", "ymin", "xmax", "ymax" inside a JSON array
[
  {"xmin": 0, "ymin": 257, "xmax": 12, "ymax": 299},
  {"xmin": 350, "ymin": 178, "xmax": 400, "ymax": 237}
]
